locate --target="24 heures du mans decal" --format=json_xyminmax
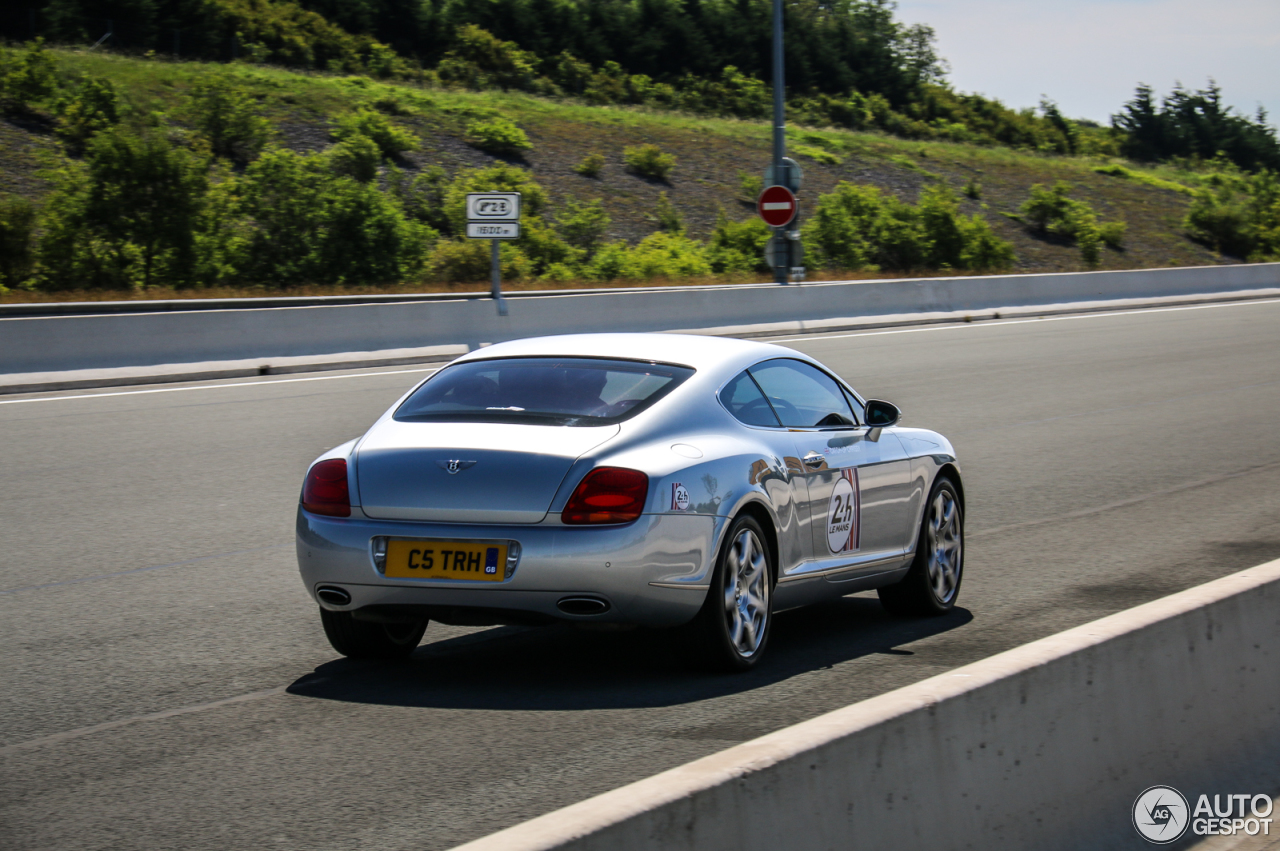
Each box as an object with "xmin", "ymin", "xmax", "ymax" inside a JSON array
[{"xmin": 826, "ymin": 467, "xmax": 861, "ymax": 554}]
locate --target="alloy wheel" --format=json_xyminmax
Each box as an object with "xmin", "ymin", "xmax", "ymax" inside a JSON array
[
  {"xmin": 925, "ymin": 489, "xmax": 962, "ymax": 604},
  {"xmin": 722, "ymin": 528, "xmax": 770, "ymax": 658}
]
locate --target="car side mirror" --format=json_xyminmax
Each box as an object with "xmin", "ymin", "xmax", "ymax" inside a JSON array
[{"xmin": 864, "ymin": 399, "xmax": 900, "ymax": 428}]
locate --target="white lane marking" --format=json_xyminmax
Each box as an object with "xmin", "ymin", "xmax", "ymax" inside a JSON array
[
  {"xmin": 769, "ymin": 297, "xmax": 1280, "ymax": 343},
  {"xmin": 0, "ymin": 686, "xmax": 288, "ymax": 756},
  {"xmin": 0, "ymin": 366, "xmax": 441, "ymax": 406}
]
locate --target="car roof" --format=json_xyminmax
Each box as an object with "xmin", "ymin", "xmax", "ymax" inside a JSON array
[{"xmin": 453, "ymin": 333, "xmax": 807, "ymax": 376}]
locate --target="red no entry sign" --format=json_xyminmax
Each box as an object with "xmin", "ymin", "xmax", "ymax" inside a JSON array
[{"xmin": 757, "ymin": 185, "xmax": 798, "ymax": 227}]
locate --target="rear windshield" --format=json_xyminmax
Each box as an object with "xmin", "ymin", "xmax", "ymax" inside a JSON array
[{"xmin": 394, "ymin": 357, "xmax": 695, "ymax": 426}]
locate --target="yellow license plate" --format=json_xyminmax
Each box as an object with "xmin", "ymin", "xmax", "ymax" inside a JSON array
[{"xmin": 385, "ymin": 540, "xmax": 507, "ymax": 581}]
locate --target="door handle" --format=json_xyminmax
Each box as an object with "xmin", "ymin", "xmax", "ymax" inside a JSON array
[{"xmin": 802, "ymin": 452, "xmax": 826, "ymax": 468}]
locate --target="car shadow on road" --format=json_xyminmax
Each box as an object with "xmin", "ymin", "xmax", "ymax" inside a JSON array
[{"xmin": 286, "ymin": 597, "xmax": 973, "ymax": 711}]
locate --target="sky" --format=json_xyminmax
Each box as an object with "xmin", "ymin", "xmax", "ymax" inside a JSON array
[{"xmin": 892, "ymin": 0, "xmax": 1280, "ymax": 126}]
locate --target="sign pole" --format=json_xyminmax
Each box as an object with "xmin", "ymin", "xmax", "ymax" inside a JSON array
[
  {"xmin": 490, "ymin": 238, "xmax": 507, "ymax": 316},
  {"xmin": 771, "ymin": 0, "xmax": 789, "ymax": 285}
]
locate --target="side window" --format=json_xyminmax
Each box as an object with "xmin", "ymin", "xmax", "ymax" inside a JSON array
[
  {"xmin": 720, "ymin": 370, "xmax": 781, "ymax": 427},
  {"xmin": 748, "ymin": 359, "xmax": 856, "ymax": 429}
]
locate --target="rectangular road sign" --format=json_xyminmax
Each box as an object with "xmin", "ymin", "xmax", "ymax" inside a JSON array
[
  {"xmin": 466, "ymin": 192, "xmax": 521, "ymax": 221},
  {"xmin": 466, "ymin": 221, "xmax": 521, "ymax": 239}
]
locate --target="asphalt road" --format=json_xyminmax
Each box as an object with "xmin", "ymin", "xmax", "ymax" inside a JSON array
[{"xmin": 4, "ymin": 298, "xmax": 1280, "ymax": 851}]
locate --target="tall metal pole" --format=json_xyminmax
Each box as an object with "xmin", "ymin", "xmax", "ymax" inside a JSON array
[
  {"xmin": 491, "ymin": 238, "xmax": 508, "ymax": 316},
  {"xmin": 771, "ymin": 0, "xmax": 789, "ymax": 285}
]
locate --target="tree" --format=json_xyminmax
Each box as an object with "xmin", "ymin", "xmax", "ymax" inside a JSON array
[{"xmin": 38, "ymin": 127, "xmax": 208, "ymax": 290}]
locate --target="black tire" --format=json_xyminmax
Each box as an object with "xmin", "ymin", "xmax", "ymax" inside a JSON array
[
  {"xmin": 319, "ymin": 608, "xmax": 427, "ymax": 660},
  {"xmin": 695, "ymin": 514, "xmax": 774, "ymax": 672},
  {"xmin": 878, "ymin": 477, "xmax": 964, "ymax": 617}
]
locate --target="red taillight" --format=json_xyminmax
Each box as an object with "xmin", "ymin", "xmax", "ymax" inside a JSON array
[
  {"xmin": 302, "ymin": 459, "xmax": 351, "ymax": 517},
  {"xmin": 562, "ymin": 467, "xmax": 649, "ymax": 525}
]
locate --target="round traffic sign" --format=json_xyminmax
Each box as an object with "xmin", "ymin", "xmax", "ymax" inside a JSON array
[{"xmin": 757, "ymin": 185, "xmax": 798, "ymax": 227}]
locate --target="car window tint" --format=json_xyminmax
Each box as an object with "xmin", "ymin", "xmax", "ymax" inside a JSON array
[
  {"xmin": 395, "ymin": 358, "xmax": 694, "ymax": 426},
  {"xmin": 720, "ymin": 370, "xmax": 781, "ymax": 427},
  {"xmin": 748, "ymin": 359, "xmax": 856, "ymax": 428}
]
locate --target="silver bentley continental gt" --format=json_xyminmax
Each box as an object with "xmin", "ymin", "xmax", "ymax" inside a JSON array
[{"xmin": 296, "ymin": 333, "xmax": 964, "ymax": 671}]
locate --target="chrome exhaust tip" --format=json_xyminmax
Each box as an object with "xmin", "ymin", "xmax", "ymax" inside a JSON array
[
  {"xmin": 556, "ymin": 596, "xmax": 610, "ymax": 616},
  {"xmin": 316, "ymin": 586, "xmax": 352, "ymax": 606}
]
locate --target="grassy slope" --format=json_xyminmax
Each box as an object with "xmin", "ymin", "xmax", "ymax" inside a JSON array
[{"xmin": 0, "ymin": 49, "xmax": 1230, "ymax": 301}]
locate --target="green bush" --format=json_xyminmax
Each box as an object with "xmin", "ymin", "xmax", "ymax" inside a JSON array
[
  {"xmin": 963, "ymin": 176, "xmax": 981, "ymax": 200},
  {"xmin": 555, "ymin": 199, "xmax": 610, "ymax": 255},
  {"xmin": 652, "ymin": 192, "xmax": 683, "ymax": 234},
  {"xmin": 1019, "ymin": 181, "xmax": 1126, "ymax": 267},
  {"xmin": 916, "ymin": 185, "xmax": 1016, "ymax": 270},
  {"xmin": 387, "ymin": 165, "xmax": 451, "ymax": 232},
  {"xmin": 188, "ymin": 78, "xmax": 273, "ymax": 160},
  {"xmin": 586, "ymin": 232, "xmax": 711, "ymax": 281},
  {"xmin": 437, "ymin": 24, "xmax": 540, "ymax": 92},
  {"xmin": 424, "ymin": 238, "xmax": 535, "ymax": 283},
  {"xmin": 624, "ymin": 144, "xmax": 676, "ymax": 181},
  {"xmin": 737, "ymin": 172, "xmax": 763, "ymax": 203},
  {"xmin": 802, "ymin": 182, "xmax": 1014, "ymax": 272},
  {"xmin": 1185, "ymin": 170, "xmax": 1280, "ymax": 260},
  {"xmin": 327, "ymin": 134, "xmax": 381, "ymax": 182},
  {"xmin": 425, "ymin": 238, "xmax": 491, "ymax": 283},
  {"xmin": 38, "ymin": 127, "xmax": 209, "ymax": 290},
  {"xmin": 335, "ymin": 107, "xmax": 418, "ymax": 158},
  {"xmin": 54, "ymin": 76, "xmax": 121, "ymax": 148},
  {"xmin": 707, "ymin": 211, "xmax": 770, "ymax": 273},
  {"xmin": 574, "ymin": 151, "xmax": 605, "ymax": 178},
  {"xmin": 0, "ymin": 40, "xmax": 59, "ymax": 111},
  {"xmin": 0, "ymin": 194, "xmax": 36, "ymax": 290},
  {"xmin": 463, "ymin": 117, "xmax": 532, "ymax": 156}
]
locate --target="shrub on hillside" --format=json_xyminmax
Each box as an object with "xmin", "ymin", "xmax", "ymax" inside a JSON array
[
  {"xmin": 802, "ymin": 183, "xmax": 1014, "ymax": 272},
  {"xmin": 54, "ymin": 76, "xmax": 121, "ymax": 148},
  {"xmin": 327, "ymin": 134, "xmax": 381, "ymax": 182},
  {"xmin": 574, "ymin": 151, "xmax": 605, "ymax": 178},
  {"xmin": 1019, "ymin": 181, "xmax": 1126, "ymax": 266},
  {"xmin": 737, "ymin": 172, "xmax": 764, "ymax": 204},
  {"xmin": 437, "ymin": 25, "xmax": 541, "ymax": 92},
  {"xmin": 624, "ymin": 144, "xmax": 676, "ymax": 181},
  {"xmin": 387, "ymin": 165, "xmax": 451, "ymax": 232},
  {"xmin": 464, "ymin": 117, "xmax": 532, "ymax": 156},
  {"xmin": 555, "ymin": 199, "xmax": 610, "ymax": 255},
  {"xmin": 1185, "ymin": 170, "xmax": 1280, "ymax": 260},
  {"xmin": 707, "ymin": 212, "xmax": 770, "ymax": 273},
  {"xmin": 0, "ymin": 194, "xmax": 36, "ymax": 290},
  {"xmin": 188, "ymin": 78, "xmax": 273, "ymax": 160},
  {"xmin": 0, "ymin": 40, "xmax": 59, "ymax": 111},
  {"xmin": 334, "ymin": 107, "xmax": 417, "ymax": 157},
  {"xmin": 586, "ymin": 232, "xmax": 711, "ymax": 281},
  {"xmin": 651, "ymin": 192, "xmax": 683, "ymax": 234}
]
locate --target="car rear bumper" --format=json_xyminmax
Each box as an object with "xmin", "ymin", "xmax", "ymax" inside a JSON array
[{"xmin": 296, "ymin": 507, "xmax": 721, "ymax": 627}]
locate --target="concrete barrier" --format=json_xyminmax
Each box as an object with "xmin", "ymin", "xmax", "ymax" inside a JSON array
[
  {"xmin": 3, "ymin": 263, "xmax": 1279, "ymax": 375},
  {"xmin": 453, "ymin": 558, "xmax": 1280, "ymax": 851}
]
